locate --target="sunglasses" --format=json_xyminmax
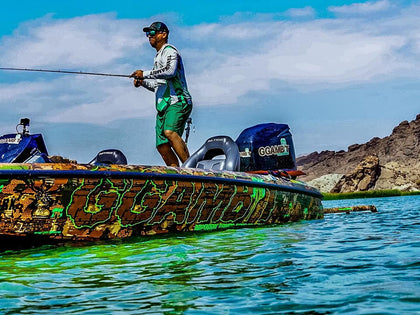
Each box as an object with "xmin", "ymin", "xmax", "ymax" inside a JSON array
[{"xmin": 146, "ymin": 30, "xmax": 158, "ymax": 37}]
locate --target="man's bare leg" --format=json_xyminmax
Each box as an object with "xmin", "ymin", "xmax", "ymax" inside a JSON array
[
  {"xmin": 164, "ymin": 130, "xmax": 190, "ymax": 163},
  {"xmin": 157, "ymin": 143, "xmax": 179, "ymax": 166}
]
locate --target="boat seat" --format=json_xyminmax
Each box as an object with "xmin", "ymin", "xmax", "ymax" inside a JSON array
[
  {"xmin": 182, "ymin": 136, "xmax": 240, "ymax": 172},
  {"xmin": 89, "ymin": 149, "xmax": 127, "ymax": 165}
]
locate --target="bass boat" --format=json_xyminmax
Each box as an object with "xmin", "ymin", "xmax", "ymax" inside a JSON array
[{"xmin": 0, "ymin": 119, "xmax": 323, "ymax": 249}]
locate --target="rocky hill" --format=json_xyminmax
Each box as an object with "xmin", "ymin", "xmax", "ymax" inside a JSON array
[{"xmin": 297, "ymin": 114, "xmax": 420, "ymax": 192}]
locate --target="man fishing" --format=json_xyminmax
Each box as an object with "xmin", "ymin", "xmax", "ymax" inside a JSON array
[{"xmin": 131, "ymin": 22, "xmax": 193, "ymax": 167}]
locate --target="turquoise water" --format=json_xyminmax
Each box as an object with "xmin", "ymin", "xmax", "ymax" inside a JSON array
[{"xmin": 0, "ymin": 195, "xmax": 419, "ymax": 314}]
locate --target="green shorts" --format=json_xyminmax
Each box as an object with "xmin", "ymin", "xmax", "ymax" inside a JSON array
[{"xmin": 156, "ymin": 101, "xmax": 192, "ymax": 147}]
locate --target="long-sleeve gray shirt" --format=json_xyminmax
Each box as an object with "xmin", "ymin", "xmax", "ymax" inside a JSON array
[{"xmin": 142, "ymin": 44, "xmax": 192, "ymax": 112}]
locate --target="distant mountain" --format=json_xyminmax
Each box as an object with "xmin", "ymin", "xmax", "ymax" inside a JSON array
[{"xmin": 297, "ymin": 114, "xmax": 420, "ymax": 192}]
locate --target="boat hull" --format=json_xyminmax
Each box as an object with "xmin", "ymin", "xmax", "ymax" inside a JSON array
[{"xmin": 0, "ymin": 163, "xmax": 323, "ymax": 246}]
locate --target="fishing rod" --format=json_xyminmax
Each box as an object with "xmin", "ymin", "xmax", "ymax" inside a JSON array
[{"xmin": 0, "ymin": 67, "xmax": 132, "ymax": 78}]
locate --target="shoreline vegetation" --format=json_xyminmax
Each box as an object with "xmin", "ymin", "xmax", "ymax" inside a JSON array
[{"xmin": 323, "ymin": 189, "xmax": 420, "ymax": 200}]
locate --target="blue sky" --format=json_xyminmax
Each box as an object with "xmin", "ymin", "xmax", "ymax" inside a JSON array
[{"xmin": 0, "ymin": 0, "xmax": 419, "ymax": 165}]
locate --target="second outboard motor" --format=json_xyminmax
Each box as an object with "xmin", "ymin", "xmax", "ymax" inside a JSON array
[
  {"xmin": 236, "ymin": 123, "xmax": 296, "ymax": 172},
  {"xmin": 182, "ymin": 136, "xmax": 240, "ymax": 172}
]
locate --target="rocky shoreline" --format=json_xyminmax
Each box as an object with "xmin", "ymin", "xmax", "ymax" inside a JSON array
[{"xmin": 297, "ymin": 114, "xmax": 420, "ymax": 193}]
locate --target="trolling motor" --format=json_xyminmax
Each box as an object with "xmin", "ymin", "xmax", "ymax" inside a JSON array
[
  {"xmin": 0, "ymin": 118, "xmax": 50, "ymax": 163},
  {"xmin": 16, "ymin": 118, "xmax": 30, "ymax": 136}
]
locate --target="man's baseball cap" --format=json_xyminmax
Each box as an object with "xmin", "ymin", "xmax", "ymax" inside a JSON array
[{"xmin": 143, "ymin": 22, "xmax": 169, "ymax": 34}]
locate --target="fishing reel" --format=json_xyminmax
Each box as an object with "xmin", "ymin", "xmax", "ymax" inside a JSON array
[{"xmin": 184, "ymin": 117, "xmax": 194, "ymax": 144}]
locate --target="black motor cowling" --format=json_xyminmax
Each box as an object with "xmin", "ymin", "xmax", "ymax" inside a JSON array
[{"xmin": 236, "ymin": 123, "xmax": 296, "ymax": 172}]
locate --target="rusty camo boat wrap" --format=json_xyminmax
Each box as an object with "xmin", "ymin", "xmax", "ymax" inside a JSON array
[{"xmin": 0, "ymin": 163, "xmax": 323, "ymax": 243}]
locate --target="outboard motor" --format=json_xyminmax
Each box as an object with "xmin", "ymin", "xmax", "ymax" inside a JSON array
[
  {"xmin": 182, "ymin": 136, "xmax": 240, "ymax": 172},
  {"xmin": 236, "ymin": 123, "xmax": 296, "ymax": 172},
  {"xmin": 89, "ymin": 149, "xmax": 128, "ymax": 165},
  {"xmin": 0, "ymin": 118, "xmax": 50, "ymax": 163}
]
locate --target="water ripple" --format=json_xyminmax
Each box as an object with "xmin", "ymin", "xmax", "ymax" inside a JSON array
[{"xmin": 0, "ymin": 195, "xmax": 419, "ymax": 314}]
